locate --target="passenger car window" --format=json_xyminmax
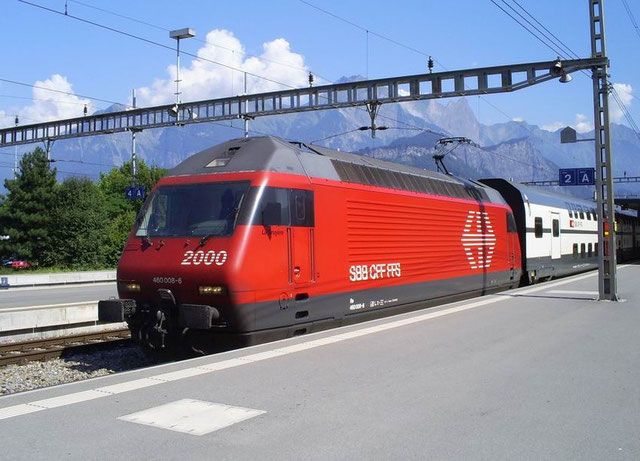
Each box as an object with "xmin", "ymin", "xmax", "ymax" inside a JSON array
[
  {"xmin": 534, "ymin": 217, "xmax": 543, "ymax": 238},
  {"xmin": 552, "ymin": 219, "xmax": 559, "ymax": 237}
]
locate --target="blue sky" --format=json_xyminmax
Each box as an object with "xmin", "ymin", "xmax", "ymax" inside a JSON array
[{"xmin": 1, "ymin": 0, "xmax": 638, "ymax": 133}]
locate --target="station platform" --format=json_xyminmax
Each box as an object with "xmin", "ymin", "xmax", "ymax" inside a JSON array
[
  {"xmin": 0, "ymin": 270, "xmax": 115, "ymax": 289},
  {"xmin": 0, "ymin": 265, "xmax": 638, "ymax": 460}
]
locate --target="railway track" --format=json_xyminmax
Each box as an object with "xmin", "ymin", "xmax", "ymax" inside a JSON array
[{"xmin": 0, "ymin": 328, "xmax": 131, "ymax": 366}]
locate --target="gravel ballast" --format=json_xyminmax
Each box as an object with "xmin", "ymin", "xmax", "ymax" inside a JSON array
[{"xmin": 0, "ymin": 343, "xmax": 155, "ymax": 395}]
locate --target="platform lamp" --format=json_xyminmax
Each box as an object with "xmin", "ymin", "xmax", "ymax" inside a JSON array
[{"xmin": 169, "ymin": 28, "xmax": 196, "ymax": 123}]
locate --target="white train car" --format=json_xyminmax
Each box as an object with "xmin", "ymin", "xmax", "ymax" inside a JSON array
[
  {"xmin": 480, "ymin": 179, "xmax": 598, "ymax": 283},
  {"xmin": 616, "ymin": 208, "xmax": 640, "ymax": 261}
]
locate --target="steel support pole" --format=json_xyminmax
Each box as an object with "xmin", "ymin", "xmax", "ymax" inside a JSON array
[
  {"xmin": 244, "ymin": 72, "xmax": 249, "ymax": 138},
  {"xmin": 175, "ymin": 38, "xmax": 181, "ymax": 124},
  {"xmin": 590, "ymin": 0, "xmax": 618, "ymax": 300}
]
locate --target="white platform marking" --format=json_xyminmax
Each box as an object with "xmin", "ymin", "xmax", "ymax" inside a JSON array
[
  {"xmin": 548, "ymin": 290, "xmax": 599, "ymax": 296},
  {"xmin": 30, "ymin": 390, "xmax": 106, "ymax": 408},
  {"xmin": 118, "ymin": 399, "xmax": 265, "ymax": 436},
  {"xmin": 0, "ymin": 403, "xmax": 44, "ymax": 420},
  {"xmin": 0, "ymin": 268, "xmax": 619, "ymax": 422}
]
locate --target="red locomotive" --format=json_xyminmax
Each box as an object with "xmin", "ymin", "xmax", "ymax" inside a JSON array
[
  {"xmin": 99, "ymin": 136, "xmax": 638, "ymax": 352},
  {"xmin": 100, "ymin": 136, "xmax": 521, "ymax": 351}
]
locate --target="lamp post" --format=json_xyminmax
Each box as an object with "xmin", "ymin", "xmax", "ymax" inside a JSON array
[{"xmin": 169, "ymin": 27, "xmax": 196, "ymax": 123}]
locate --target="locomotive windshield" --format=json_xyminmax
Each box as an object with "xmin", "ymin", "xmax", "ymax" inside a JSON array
[{"xmin": 135, "ymin": 181, "xmax": 249, "ymax": 238}]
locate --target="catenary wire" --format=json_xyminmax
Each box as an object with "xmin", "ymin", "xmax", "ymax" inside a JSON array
[
  {"xmin": 621, "ymin": 0, "xmax": 640, "ymax": 40},
  {"xmin": 0, "ymin": 77, "xmax": 124, "ymax": 106},
  {"xmin": 18, "ymin": 0, "xmax": 307, "ymax": 91},
  {"xmin": 67, "ymin": 0, "xmax": 334, "ymax": 84}
]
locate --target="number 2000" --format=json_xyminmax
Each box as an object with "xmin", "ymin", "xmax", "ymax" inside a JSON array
[{"xmin": 181, "ymin": 250, "xmax": 228, "ymax": 266}]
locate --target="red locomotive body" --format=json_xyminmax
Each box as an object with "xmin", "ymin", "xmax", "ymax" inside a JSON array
[{"xmin": 104, "ymin": 136, "xmax": 522, "ymax": 350}]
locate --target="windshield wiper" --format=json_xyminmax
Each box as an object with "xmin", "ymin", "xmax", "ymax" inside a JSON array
[{"xmin": 199, "ymin": 233, "xmax": 215, "ymax": 246}]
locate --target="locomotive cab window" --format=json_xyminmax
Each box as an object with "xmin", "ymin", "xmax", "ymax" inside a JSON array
[
  {"xmin": 291, "ymin": 189, "xmax": 314, "ymax": 226},
  {"xmin": 239, "ymin": 187, "xmax": 314, "ymax": 227},
  {"xmin": 534, "ymin": 217, "xmax": 543, "ymax": 238},
  {"xmin": 135, "ymin": 181, "xmax": 249, "ymax": 238}
]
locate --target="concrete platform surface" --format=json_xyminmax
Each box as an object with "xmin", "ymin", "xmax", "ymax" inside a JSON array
[
  {"xmin": 0, "ymin": 270, "xmax": 115, "ymax": 289},
  {"xmin": 0, "ymin": 282, "xmax": 116, "ymax": 310},
  {"xmin": 0, "ymin": 265, "xmax": 638, "ymax": 460}
]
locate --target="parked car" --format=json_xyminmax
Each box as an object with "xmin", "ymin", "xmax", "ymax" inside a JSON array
[
  {"xmin": 11, "ymin": 260, "xmax": 31, "ymax": 270},
  {"xmin": 2, "ymin": 258, "xmax": 16, "ymax": 267}
]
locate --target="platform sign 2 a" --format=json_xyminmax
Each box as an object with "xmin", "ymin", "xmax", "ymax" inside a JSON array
[
  {"xmin": 559, "ymin": 168, "xmax": 595, "ymax": 186},
  {"xmin": 125, "ymin": 186, "xmax": 146, "ymax": 200}
]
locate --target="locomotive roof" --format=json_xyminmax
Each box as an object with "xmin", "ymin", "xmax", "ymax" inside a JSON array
[{"xmin": 169, "ymin": 136, "xmax": 506, "ymax": 204}]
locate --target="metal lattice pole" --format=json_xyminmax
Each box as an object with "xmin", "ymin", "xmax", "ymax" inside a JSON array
[{"xmin": 590, "ymin": 0, "xmax": 618, "ymax": 300}]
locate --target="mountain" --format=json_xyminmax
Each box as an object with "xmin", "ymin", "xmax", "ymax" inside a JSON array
[{"xmin": 4, "ymin": 87, "xmax": 639, "ymax": 200}]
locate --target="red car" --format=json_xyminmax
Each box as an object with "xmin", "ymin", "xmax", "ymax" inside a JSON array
[{"xmin": 11, "ymin": 260, "xmax": 31, "ymax": 270}]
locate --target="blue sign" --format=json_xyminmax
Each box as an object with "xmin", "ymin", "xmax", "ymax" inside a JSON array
[
  {"xmin": 559, "ymin": 168, "xmax": 595, "ymax": 186},
  {"xmin": 125, "ymin": 186, "xmax": 146, "ymax": 200},
  {"xmin": 577, "ymin": 168, "xmax": 595, "ymax": 185},
  {"xmin": 559, "ymin": 168, "xmax": 577, "ymax": 186}
]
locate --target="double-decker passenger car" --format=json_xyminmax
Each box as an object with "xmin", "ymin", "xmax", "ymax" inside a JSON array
[{"xmin": 480, "ymin": 179, "xmax": 599, "ymax": 283}]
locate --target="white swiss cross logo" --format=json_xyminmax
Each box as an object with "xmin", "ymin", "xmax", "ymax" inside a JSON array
[{"xmin": 461, "ymin": 211, "xmax": 496, "ymax": 269}]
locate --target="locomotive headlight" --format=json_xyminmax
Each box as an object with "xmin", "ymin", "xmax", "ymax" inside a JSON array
[
  {"xmin": 199, "ymin": 285, "xmax": 225, "ymax": 295},
  {"xmin": 119, "ymin": 282, "xmax": 141, "ymax": 292}
]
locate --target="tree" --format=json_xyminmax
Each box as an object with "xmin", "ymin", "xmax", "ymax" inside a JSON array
[
  {"xmin": 41, "ymin": 177, "xmax": 110, "ymax": 268},
  {"xmin": 99, "ymin": 160, "xmax": 166, "ymax": 265},
  {"xmin": 0, "ymin": 148, "xmax": 57, "ymax": 263}
]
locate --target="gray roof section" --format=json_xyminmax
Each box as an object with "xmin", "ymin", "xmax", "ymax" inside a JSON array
[
  {"xmin": 169, "ymin": 136, "xmax": 460, "ymax": 182},
  {"xmin": 168, "ymin": 136, "xmax": 504, "ymax": 204}
]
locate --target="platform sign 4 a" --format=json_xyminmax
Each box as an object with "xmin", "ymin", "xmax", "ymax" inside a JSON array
[
  {"xmin": 559, "ymin": 168, "xmax": 595, "ymax": 186},
  {"xmin": 125, "ymin": 186, "xmax": 146, "ymax": 200}
]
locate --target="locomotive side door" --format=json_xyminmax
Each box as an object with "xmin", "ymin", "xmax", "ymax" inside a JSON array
[
  {"xmin": 550, "ymin": 212, "xmax": 561, "ymax": 260},
  {"xmin": 287, "ymin": 189, "xmax": 315, "ymax": 286}
]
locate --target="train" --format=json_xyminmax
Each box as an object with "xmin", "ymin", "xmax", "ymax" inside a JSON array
[{"xmin": 98, "ymin": 136, "xmax": 640, "ymax": 352}]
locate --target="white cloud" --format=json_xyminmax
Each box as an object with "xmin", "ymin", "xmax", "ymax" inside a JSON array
[
  {"xmin": 573, "ymin": 113, "xmax": 592, "ymax": 133},
  {"xmin": 512, "ymin": 117, "xmax": 524, "ymax": 122},
  {"xmin": 541, "ymin": 121, "xmax": 564, "ymax": 132},
  {"xmin": 136, "ymin": 29, "xmax": 309, "ymax": 107},
  {"xmin": 610, "ymin": 82, "xmax": 633, "ymax": 123},
  {"xmin": 25, "ymin": 75, "xmax": 93, "ymax": 122},
  {"xmin": 542, "ymin": 113, "xmax": 593, "ymax": 133},
  {"xmin": 0, "ymin": 74, "xmax": 93, "ymax": 128}
]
